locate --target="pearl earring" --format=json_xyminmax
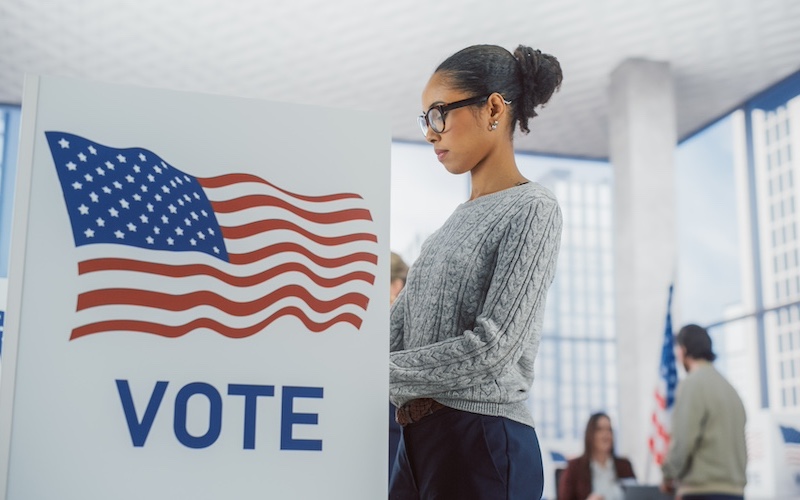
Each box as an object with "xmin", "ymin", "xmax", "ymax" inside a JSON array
[{"xmin": 490, "ymin": 121, "xmax": 498, "ymax": 131}]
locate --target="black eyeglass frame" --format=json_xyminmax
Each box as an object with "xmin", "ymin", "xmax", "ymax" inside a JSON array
[{"xmin": 418, "ymin": 94, "xmax": 492, "ymax": 136}]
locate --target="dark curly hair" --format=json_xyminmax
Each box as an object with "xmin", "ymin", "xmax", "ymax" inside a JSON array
[{"xmin": 435, "ymin": 44, "xmax": 563, "ymax": 135}]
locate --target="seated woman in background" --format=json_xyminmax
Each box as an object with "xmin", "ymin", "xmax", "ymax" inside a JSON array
[{"xmin": 558, "ymin": 412, "xmax": 636, "ymax": 500}]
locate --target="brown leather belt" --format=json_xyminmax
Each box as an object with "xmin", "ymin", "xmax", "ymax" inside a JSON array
[{"xmin": 395, "ymin": 398, "xmax": 446, "ymax": 426}]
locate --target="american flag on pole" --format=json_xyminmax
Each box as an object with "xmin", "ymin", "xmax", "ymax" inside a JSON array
[
  {"xmin": 648, "ymin": 284, "xmax": 678, "ymax": 465},
  {"xmin": 45, "ymin": 132, "xmax": 378, "ymax": 340}
]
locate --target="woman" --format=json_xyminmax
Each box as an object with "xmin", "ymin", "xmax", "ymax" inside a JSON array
[
  {"xmin": 389, "ymin": 44, "xmax": 563, "ymax": 499},
  {"xmin": 558, "ymin": 413, "xmax": 636, "ymax": 500}
]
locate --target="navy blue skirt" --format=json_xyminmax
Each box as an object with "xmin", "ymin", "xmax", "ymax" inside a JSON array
[{"xmin": 389, "ymin": 406, "xmax": 544, "ymax": 499}]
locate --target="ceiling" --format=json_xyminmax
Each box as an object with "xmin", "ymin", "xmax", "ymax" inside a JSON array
[{"xmin": 1, "ymin": 0, "xmax": 799, "ymax": 159}]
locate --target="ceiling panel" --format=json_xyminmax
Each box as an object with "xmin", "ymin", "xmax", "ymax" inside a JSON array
[{"xmin": 1, "ymin": 0, "xmax": 799, "ymax": 158}]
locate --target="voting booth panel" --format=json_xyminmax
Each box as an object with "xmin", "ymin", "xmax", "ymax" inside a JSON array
[{"xmin": 0, "ymin": 76, "xmax": 390, "ymax": 499}]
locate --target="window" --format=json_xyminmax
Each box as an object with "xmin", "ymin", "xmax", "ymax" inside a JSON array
[
  {"xmin": 516, "ymin": 157, "xmax": 616, "ymax": 440},
  {"xmin": 0, "ymin": 105, "xmax": 22, "ymax": 278}
]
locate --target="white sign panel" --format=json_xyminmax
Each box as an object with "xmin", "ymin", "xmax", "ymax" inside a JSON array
[{"xmin": 0, "ymin": 76, "xmax": 389, "ymax": 499}]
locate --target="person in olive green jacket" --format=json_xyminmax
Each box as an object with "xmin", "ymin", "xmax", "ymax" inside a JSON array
[{"xmin": 661, "ymin": 324, "xmax": 747, "ymax": 500}]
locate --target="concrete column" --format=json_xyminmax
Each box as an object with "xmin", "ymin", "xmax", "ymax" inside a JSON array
[{"xmin": 609, "ymin": 58, "xmax": 677, "ymax": 481}]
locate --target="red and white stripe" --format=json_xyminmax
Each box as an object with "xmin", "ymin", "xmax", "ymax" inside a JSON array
[
  {"xmin": 648, "ymin": 385, "xmax": 671, "ymax": 466},
  {"xmin": 71, "ymin": 174, "xmax": 377, "ymax": 339}
]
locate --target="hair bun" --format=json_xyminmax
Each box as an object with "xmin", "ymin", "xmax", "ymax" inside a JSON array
[
  {"xmin": 513, "ymin": 45, "xmax": 563, "ymax": 132},
  {"xmin": 433, "ymin": 44, "xmax": 562, "ymax": 136}
]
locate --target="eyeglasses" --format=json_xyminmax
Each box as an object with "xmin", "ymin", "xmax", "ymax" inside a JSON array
[{"xmin": 418, "ymin": 94, "xmax": 491, "ymax": 136}]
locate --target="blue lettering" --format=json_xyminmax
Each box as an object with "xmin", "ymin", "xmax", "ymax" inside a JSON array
[
  {"xmin": 115, "ymin": 379, "xmax": 168, "ymax": 447},
  {"xmin": 227, "ymin": 384, "xmax": 275, "ymax": 449},
  {"xmin": 173, "ymin": 382, "xmax": 223, "ymax": 449},
  {"xmin": 117, "ymin": 380, "xmax": 325, "ymax": 451},
  {"xmin": 280, "ymin": 386, "xmax": 323, "ymax": 451}
]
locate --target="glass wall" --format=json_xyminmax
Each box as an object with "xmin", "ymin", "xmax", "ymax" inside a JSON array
[
  {"xmin": 0, "ymin": 104, "xmax": 22, "ymax": 354},
  {"xmin": 518, "ymin": 157, "xmax": 617, "ymax": 441},
  {"xmin": 1, "ymin": 104, "xmax": 21, "ymax": 280}
]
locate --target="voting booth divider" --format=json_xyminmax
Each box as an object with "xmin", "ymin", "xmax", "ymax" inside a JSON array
[{"xmin": 0, "ymin": 76, "xmax": 390, "ymax": 499}]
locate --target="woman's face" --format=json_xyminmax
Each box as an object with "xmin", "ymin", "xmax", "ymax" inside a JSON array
[
  {"xmin": 593, "ymin": 416, "xmax": 614, "ymax": 455},
  {"xmin": 420, "ymin": 72, "xmax": 494, "ymax": 175}
]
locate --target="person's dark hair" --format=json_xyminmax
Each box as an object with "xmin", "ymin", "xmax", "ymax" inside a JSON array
[
  {"xmin": 675, "ymin": 324, "xmax": 716, "ymax": 361},
  {"xmin": 581, "ymin": 412, "xmax": 616, "ymax": 461},
  {"xmin": 435, "ymin": 44, "xmax": 563, "ymax": 135}
]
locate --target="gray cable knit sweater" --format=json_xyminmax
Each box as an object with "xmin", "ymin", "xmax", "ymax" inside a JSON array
[{"xmin": 389, "ymin": 182, "xmax": 562, "ymax": 428}]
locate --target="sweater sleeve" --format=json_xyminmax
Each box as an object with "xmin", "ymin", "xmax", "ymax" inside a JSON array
[
  {"xmin": 662, "ymin": 377, "xmax": 705, "ymax": 480},
  {"xmin": 389, "ymin": 197, "xmax": 562, "ymax": 398}
]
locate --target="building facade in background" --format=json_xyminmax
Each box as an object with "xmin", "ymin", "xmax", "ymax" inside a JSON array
[
  {"xmin": 731, "ymin": 82, "xmax": 800, "ymax": 413},
  {"xmin": 522, "ymin": 163, "xmax": 618, "ymax": 444},
  {"xmin": 728, "ymin": 73, "xmax": 800, "ymax": 498},
  {"xmin": 753, "ymin": 95, "xmax": 800, "ymax": 412},
  {"xmin": 0, "ymin": 105, "xmax": 22, "ymax": 348}
]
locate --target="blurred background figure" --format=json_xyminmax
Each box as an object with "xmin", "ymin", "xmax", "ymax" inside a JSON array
[
  {"xmin": 661, "ymin": 324, "xmax": 747, "ymax": 500},
  {"xmin": 388, "ymin": 251, "xmax": 408, "ymax": 477},
  {"xmin": 558, "ymin": 412, "xmax": 635, "ymax": 500},
  {"xmin": 390, "ymin": 252, "xmax": 408, "ymax": 306}
]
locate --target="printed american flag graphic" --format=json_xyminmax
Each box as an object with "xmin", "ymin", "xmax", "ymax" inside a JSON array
[
  {"xmin": 648, "ymin": 284, "xmax": 678, "ymax": 466},
  {"xmin": 45, "ymin": 132, "xmax": 377, "ymax": 340},
  {"xmin": 781, "ymin": 425, "xmax": 800, "ymax": 467}
]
